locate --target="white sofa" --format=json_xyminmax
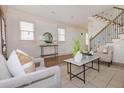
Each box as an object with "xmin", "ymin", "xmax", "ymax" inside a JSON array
[
  {"xmin": 95, "ymin": 46, "xmax": 113, "ymax": 67},
  {"xmin": 0, "ymin": 54, "xmax": 61, "ymax": 88}
]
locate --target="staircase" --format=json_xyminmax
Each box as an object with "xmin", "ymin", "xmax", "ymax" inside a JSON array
[{"xmin": 90, "ymin": 7, "xmax": 124, "ymax": 51}]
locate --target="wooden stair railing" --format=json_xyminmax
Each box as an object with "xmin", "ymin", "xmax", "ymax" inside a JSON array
[
  {"xmin": 93, "ymin": 7, "xmax": 123, "ymax": 21},
  {"xmin": 94, "ymin": 15, "xmax": 123, "ymax": 26},
  {"xmin": 91, "ymin": 10, "xmax": 124, "ymax": 40},
  {"xmin": 113, "ymin": 6, "xmax": 124, "ymax": 11},
  {"xmin": 90, "ymin": 7, "xmax": 124, "ymax": 51},
  {"xmin": 93, "ymin": 7, "xmax": 124, "ymax": 26}
]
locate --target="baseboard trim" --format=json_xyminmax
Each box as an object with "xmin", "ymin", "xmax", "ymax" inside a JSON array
[
  {"xmin": 58, "ymin": 53, "xmax": 72, "ymax": 56},
  {"xmin": 112, "ymin": 62, "xmax": 124, "ymax": 67},
  {"xmin": 113, "ymin": 59, "xmax": 124, "ymax": 64},
  {"xmin": 96, "ymin": 61, "xmax": 124, "ymax": 67},
  {"xmin": 44, "ymin": 53, "xmax": 72, "ymax": 59}
]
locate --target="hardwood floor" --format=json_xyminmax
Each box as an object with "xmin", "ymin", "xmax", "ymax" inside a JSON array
[{"xmin": 44, "ymin": 54, "xmax": 72, "ymax": 67}]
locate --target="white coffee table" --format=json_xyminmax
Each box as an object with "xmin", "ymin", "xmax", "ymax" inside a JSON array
[{"xmin": 64, "ymin": 55, "xmax": 100, "ymax": 84}]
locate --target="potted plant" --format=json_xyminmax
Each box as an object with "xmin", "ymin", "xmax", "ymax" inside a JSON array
[
  {"xmin": 72, "ymin": 39, "xmax": 83, "ymax": 62},
  {"xmin": 72, "ymin": 39, "xmax": 81, "ymax": 56}
]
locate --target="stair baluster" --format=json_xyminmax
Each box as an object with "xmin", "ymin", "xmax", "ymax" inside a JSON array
[{"xmin": 90, "ymin": 7, "xmax": 124, "ymax": 51}]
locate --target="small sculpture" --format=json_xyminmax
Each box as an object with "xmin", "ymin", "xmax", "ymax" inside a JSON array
[{"xmin": 43, "ymin": 32, "xmax": 53, "ymax": 43}]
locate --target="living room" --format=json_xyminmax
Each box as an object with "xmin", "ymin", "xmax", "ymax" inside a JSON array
[{"xmin": 0, "ymin": 3, "xmax": 124, "ymax": 89}]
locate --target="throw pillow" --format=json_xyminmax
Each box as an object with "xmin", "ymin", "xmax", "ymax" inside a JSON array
[
  {"xmin": 7, "ymin": 50, "xmax": 26, "ymax": 76},
  {"xmin": 16, "ymin": 49, "xmax": 36, "ymax": 73},
  {"xmin": 16, "ymin": 51, "xmax": 31, "ymax": 65},
  {"xmin": 7, "ymin": 50, "xmax": 36, "ymax": 77},
  {"xmin": 102, "ymin": 46, "xmax": 108, "ymax": 54},
  {"xmin": 102, "ymin": 49, "xmax": 108, "ymax": 54}
]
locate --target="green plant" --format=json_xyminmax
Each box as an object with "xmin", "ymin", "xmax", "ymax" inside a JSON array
[{"xmin": 72, "ymin": 39, "xmax": 81, "ymax": 56}]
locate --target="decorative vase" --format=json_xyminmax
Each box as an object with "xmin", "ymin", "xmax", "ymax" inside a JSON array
[
  {"xmin": 43, "ymin": 32, "xmax": 53, "ymax": 44},
  {"xmin": 74, "ymin": 51, "xmax": 82, "ymax": 62}
]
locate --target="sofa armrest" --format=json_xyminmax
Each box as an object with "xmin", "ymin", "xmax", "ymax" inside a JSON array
[{"xmin": 0, "ymin": 66, "xmax": 61, "ymax": 88}]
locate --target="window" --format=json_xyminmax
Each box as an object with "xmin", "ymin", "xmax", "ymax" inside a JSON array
[
  {"xmin": 58, "ymin": 28, "xmax": 65, "ymax": 42},
  {"xmin": 86, "ymin": 33, "xmax": 89, "ymax": 45},
  {"xmin": 20, "ymin": 21, "xmax": 34, "ymax": 40}
]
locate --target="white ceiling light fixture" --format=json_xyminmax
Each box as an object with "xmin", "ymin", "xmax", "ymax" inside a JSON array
[
  {"xmin": 51, "ymin": 11, "xmax": 56, "ymax": 15},
  {"xmin": 71, "ymin": 16, "xmax": 74, "ymax": 19}
]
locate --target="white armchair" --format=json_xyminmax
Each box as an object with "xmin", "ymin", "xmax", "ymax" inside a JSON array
[
  {"xmin": 95, "ymin": 46, "xmax": 113, "ymax": 67},
  {"xmin": 0, "ymin": 54, "xmax": 61, "ymax": 88}
]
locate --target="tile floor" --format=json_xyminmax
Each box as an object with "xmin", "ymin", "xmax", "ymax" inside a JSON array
[{"xmin": 59, "ymin": 62, "xmax": 124, "ymax": 88}]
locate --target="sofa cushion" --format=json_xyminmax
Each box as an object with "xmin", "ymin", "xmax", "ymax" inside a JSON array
[{"xmin": 0, "ymin": 54, "xmax": 11, "ymax": 80}]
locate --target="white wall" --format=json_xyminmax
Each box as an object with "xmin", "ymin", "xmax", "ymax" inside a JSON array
[
  {"xmin": 112, "ymin": 39, "xmax": 124, "ymax": 63},
  {"xmin": 88, "ymin": 17, "xmax": 108, "ymax": 38},
  {"xmin": 0, "ymin": 21, "xmax": 1, "ymax": 54},
  {"xmin": 6, "ymin": 9, "xmax": 86, "ymax": 57}
]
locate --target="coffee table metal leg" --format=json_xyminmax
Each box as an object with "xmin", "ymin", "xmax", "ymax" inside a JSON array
[
  {"xmin": 98, "ymin": 58, "xmax": 100, "ymax": 72},
  {"xmin": 70, "ymin": 63, "xmax": 72, "ymax": 80},
  {"xmin": 83, "ymin": 64, "xmax": 85, "ymax": 84},
  {"xmin": 92, "ymin": 61, "xmax": 93, "ymax": 68},
  {"xmin": 67, "ymin": 63, "xmax": 69, "ymax": 74}
]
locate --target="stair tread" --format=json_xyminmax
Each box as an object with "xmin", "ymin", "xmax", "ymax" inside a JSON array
[
  {"xmin": 106, "ymin": 42, "xmax": 113, "ymax": 43},
  {"xmin": 112, "ymin": 38, "xmax": 120, "ymax": 39},
  {"xmin": 119, "ymin": 33, "xmax": 124, "ymax": 34}
]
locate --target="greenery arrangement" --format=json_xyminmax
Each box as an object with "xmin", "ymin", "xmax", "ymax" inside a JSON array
[{"xmin": 72, "ymin": 39, "xmax": 81, "ymax": 56}]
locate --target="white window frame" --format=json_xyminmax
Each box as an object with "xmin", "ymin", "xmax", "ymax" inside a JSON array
[
  {"xmin": 86, "ymin": 33, "xmax": 89, "ymax": 45},
  {"xmin": 19, "ymin": 21, "xmax": 34, "ymax": 41},
  {"xmin": 57, "ymin": 28, "xmax": 66, "ymax": 42}
]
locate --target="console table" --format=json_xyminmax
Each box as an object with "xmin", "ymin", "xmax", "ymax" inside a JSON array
[{"xmin": 40, "ymin": 44, "xmax": 58, "ymax": 57}]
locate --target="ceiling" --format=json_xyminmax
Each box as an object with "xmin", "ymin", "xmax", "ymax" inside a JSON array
[{"xmin": 8, "ymin": 5, "xmax": 113, "ymax": 29}]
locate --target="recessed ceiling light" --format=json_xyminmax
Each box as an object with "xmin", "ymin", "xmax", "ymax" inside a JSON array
[
  {"xmin": 51, "ymin": 11, "xmax": 56, "ymax": 15},
  {"xmin": 71, "ymin": 16, "xmax": 74, "ymax": 19}
]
